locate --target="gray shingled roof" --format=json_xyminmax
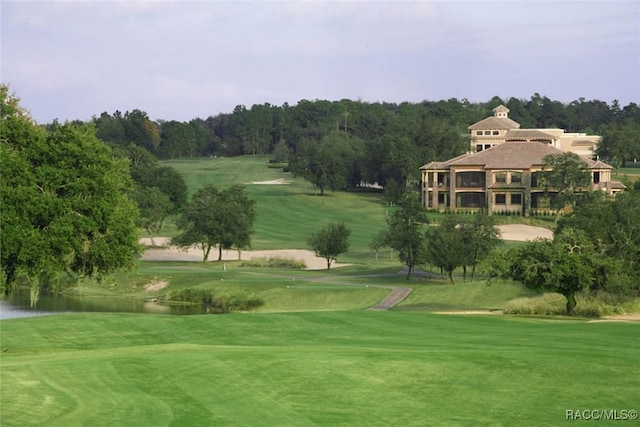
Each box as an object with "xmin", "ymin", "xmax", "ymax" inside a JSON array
[{"xmin": 468, "ymin": 116, "xmax": 521, "ymax": 130}]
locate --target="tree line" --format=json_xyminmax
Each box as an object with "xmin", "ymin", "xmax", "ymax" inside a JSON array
[{"xmin": 89, "ymin": 95, "xmax": 640, "ymax": 197}]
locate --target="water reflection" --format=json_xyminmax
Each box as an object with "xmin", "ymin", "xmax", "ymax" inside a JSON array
[{"xmin": 0, "ymin": 293, "xmax": 207, "ymax": 319}]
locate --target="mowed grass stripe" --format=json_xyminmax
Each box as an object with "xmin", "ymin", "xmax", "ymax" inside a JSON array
[{"xmin": 1, "ymin": 312, "xmax": 638, "ymax": 426}]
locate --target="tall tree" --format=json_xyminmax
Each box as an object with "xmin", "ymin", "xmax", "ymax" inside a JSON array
[
  {"xmin": 308, "ymin": 222, "xmax": 351, "ymax": 270},
  {"xmin": 459, "ymin": 212, "xmax": 502, "ymax": 280},
  {"xmin": 172, "ymin": 185, "xmax": 256, "ymax": 262},
  {"xmin": 385, "ymin": 192, "xmax": 429, "ymax": 279},
  {"xmin": 541, "ymin": 152, "xmax": 591, "ymax": 214},
  {"xmin": 488, "ymin": 229, "xmax": 599, "ymax": 316},
  {"xmin": 425, "ymin": 216, "xmax": 466, "ymax": 283},
  {"xmin": 1, "ymin": 87, "xmax": 141, "ymax": 302}
]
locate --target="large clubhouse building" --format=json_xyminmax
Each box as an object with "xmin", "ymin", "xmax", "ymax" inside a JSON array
[{"xmin": 421, "ymin": 106, "xmax": 625, "ymax": 215}]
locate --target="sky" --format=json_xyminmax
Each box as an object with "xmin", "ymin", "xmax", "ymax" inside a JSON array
[{"xmin": 1, "ymin": 0, "xmax": 639, "ymax": 124}]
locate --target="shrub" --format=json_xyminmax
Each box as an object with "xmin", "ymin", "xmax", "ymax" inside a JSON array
[
  {"xmin": 503, "ymin": 293, "xmax": 640, "ymax": 317},
  {"xmin": 240, "ymin": 257, "xmax": 306, "ymax": 269},
  {"xmin": 165, "ymin": 288, "xmax": 264, "ymax": 313}
]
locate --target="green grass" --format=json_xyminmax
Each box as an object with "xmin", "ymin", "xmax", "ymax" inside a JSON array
[
  {"xmin": 160, "ymin": 156, "xmax": 390, "ymax": 255},
  {"xmin": 1, "ymin": 311, "xmax": 638, "ymax": 426},
  {"xmin": 69, "ymin": 262, "xmax": 389, "ymax": 313}
]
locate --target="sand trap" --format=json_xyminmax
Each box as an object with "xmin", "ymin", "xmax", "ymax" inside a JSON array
[
  {"xmin": 588, "ymin": 314, "xmax": 640, "ymax": 323},
  {"xmin": 434, "ymin": 310, "xmax": 503, "ymax": 315},
  {"xmin": 139, "ymin": 238, "xmax": 349, "ymax": 270},
  {"xmin": 251, "ymin": 179, "xmax": 290, "ymax": 185},
  {"xmin": 497, "ymin": 224, "xmax": 553, "ymax": 241},
  {"xmin": 144, "ymin": 280, "xmax": 168, "ymax": 292}
]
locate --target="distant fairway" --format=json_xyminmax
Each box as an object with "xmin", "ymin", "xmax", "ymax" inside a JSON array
[
  {"xmin": 1, "ymin": 312, "xmax": 638, "ymax": 426},
  {"xmin": 161, "ymin": 156, "xmax": 391, "ymax": 254}
]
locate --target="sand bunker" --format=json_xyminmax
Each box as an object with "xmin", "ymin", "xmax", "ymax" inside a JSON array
[
  {"xmin": 144, "ymin": 280, "xmax": 168, "ymax": 292},
  {"xmin": 139, "ymin": 238, "xmax": 349, "ymax": 270},
  {"xmin": 497, "ymin": 224, "xmax": 553, "ymax": 241},
  {"xmin": 251, "ymin": 179, "xmax": 290, "ymax": 185}
]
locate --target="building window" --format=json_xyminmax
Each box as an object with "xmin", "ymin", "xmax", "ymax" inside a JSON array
[
  {"xmin": 476, "ymin": 131, "xmax": 483, "ymax": 135},
  {"xmin": 457, "ymin": 192, "xmax": 485, "ymax": 208},
  {"xmin": 593, "ymin": 171, "xmax": 600, "ymax": 184},
  {"xmin": 495, "ymin": 193, "xmax": 506, "ymax": 205},
  {"xmin": 456, "ymin": 172, "xmax": 486, "ymax": 188},
  {"xmin": 511, "ymin": 193, "xmax": 522, "ymax": 205},
  {"xmin": 495, "ymin": 172, "xmax": 506, "ymax": 183},
  {"xmin": 484, "ymin": 131, "xmax": 492, "ymax": 135},
  {"xmin": 437, "ymin": 172, "xmax": 447, "ymax": 186},
  {"xmin": 531, "ymin": 172, "xmax": 546, "ymax": 188},
  {"xmin": 492, "ymin": 130, "xmax": 499, "ymax": 135},
  {"xmin": 484, "ymin": 144, "xmax": 492, "ymax": 150},
  {"xmin": 476, "ymin": 144, "xmax": 483, "ymax": 152},
  {"xmin": 510, "ymin": 172, "xmax": 522, "ymax": 184}
]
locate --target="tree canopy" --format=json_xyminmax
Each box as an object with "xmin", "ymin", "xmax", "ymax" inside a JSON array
[
  {"xmin": 385, "ymin": 192, "xmax": 429, "ymax": 279},
  {"xmin": 542, "ymin": 152, "xmax": 592, "ymax": 212},
  {"xmin": 1, "ymin": 86, "xmax": 142, "ymax": 302},
  {"xmin": 307, "ymin": 222, "xmax": 351, "ymax": 270},
  {"xmin": 488, "ymin": 230, "xmax": 600, "ymax": 315},
  {"xmin": 172, "ymin": 184, "xmax": 257, "ymax": 262}
]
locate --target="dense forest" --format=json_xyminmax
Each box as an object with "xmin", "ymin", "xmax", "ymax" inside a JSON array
[{"xmin": 88, "ymin": 95, "xmax": 640, "ymax": 196}]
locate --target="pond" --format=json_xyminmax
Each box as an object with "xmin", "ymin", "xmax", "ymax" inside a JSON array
[{"xmin": 0, "ymin": 293, "xmax": 207, "ymax": 320}]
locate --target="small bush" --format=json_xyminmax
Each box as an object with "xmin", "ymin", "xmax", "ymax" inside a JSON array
[
  {"xmin": 504, "ymin": 293, "xmax": 566, "ymax": 315},
  {"xmin": 165, "ymin": 287, "xmax": 264, "ymax": 313},
  {"xmin": 240, "ymin": 257, "xmax": 306, "ymax": 269},
  {"xmin": 504, "ymin": 293, "xmax": 640, "ymax": 317}
]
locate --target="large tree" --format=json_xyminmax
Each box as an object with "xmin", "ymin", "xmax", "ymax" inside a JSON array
[
  {"xmin": 172, "ymin": 184, "xmax": 256, "ymax": 262},
  {"xmin": 488, "ymin": 229, "xmax": 599, "ymax": 316},
  {"xmin": 1, "ymin": 86, "xmax": 142, "ymax": 302},
  {"xmin": 541, "ymin": 152, "xmax": 592, "ymax": 214},
  {"xmin": 425, "ymin": 216, "xmax": 467, "ymax": 283},
  {"xmin": 308, "ymin": 222, "xmax": 351, "ymax": 270},
  {"xmin": 459, "ymin": 212, "xmax": 502, "ymax": 280},
  {"xmin": 385, "ymin": 192, "xmax": 429, "ymax": 279}
]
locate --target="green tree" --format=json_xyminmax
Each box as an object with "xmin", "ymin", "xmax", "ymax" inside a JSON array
[
  {"xmin": 172, "ymin": 185, "xmax": 256, "ymax": 262},
  {"xmin": 488, "ymin": 229, "xmax": 599, "ymax": 316},
  {"xmin": 132, "ymin": 186, "xmax": 172, "ymax": 246},
  {"xmin": 459, "ymin": 212, "xmax": 502, "ymax": 280},
  {"xmin": 425, "ymin": 216, "xmax": 466, "ymax": 283},
  {"xmin": 1, "ymin": 87, "xmax": 141, "ymax": 301},
  {"xmin": 542, "ymin": 152, "xmax": 591, "ymax": 214},
  {"xmin": 385, "ymin": 192, "xmax": 429, "ymax": 279},
  {"xmin": 556, "ymin": 190, "xmax": 640, "ymax": 290},
  {"xmin": 290, "ymin": 133, "xmax": 355, "ymax": 195},
  {"xmin": 369, "ymin": 230, "xmax": 390, "ymax": 261},
  {"xmin": 307, "ymin": 222, "xmax": 351, "ymax": 270}
]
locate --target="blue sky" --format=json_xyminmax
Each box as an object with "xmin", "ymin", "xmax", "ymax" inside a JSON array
[{"xmin": 2, "ymin": 0, "xmax": 639, "ymax": 123}]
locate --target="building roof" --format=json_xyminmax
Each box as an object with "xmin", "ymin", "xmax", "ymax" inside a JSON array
[
  {"xmin": 468, "ymin": 116, "xmax": 521, "ymax": 130},
  {"xmin": 420, "ymin": 153, "xmax": 469, "ymax": 170},
  {"xmin": 440, "ymin": 142, "xmax": 611, "ymax": 170},
  {"xmin": 493, "ymin": 105, "xmax": 510, "ymax": 114},
  {"xmin": 504, "ymin": 129, "xmax": 556, "ymax": 141}
]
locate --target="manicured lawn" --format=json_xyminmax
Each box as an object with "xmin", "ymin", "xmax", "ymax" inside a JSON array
[
  {"xmin": 161, "ymin": 156, "xmax": 390, "ymax": 255},
  {"xmin": 1, "ymin": 311, "xmax": 638, "ymax": 426}
]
